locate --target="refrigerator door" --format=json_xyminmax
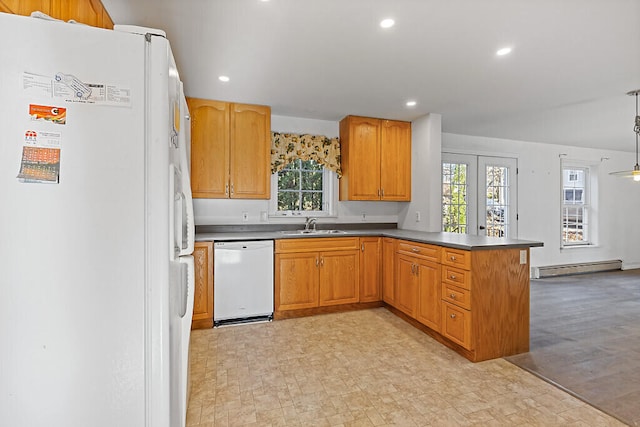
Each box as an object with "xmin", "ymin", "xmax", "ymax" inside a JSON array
[{"xmin": 0, "ymin": 14, "xmax": 149, "ymax": 427}]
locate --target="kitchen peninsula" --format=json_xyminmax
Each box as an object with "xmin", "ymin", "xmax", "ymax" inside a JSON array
[{"xmin": 195, "ymin": 226, "xmax": 543, "ymax": 362}]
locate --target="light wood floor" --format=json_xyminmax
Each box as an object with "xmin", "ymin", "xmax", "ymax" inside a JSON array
[
  {"xmin": 186, "ymin": 308, "xmax": 623, "ymax": 426},
  {"xmin": 507, "ymin": 269, "xmax": 640, "ymax": 426}
]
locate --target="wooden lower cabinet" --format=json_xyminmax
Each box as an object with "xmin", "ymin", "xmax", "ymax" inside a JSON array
[
  {"xmin": 359, "ymin": 237, "xmax": 381, "ymax": 302},
  {"xmin": 415, "ymin": 259, "xmax": 441, "ymax": 332},
  {"xmin": 395, "ymin": 255, "xmax": 418, "ymax": 317},
  {"xmin": 192, "ymin": 241, "xmax": 214, "ymax": 329},
  {"xmin": 385, "ymin": 240, "xmax": 530, "ymax": 362},
  {"xmin": 319, "ymin": 250, "xmax": 359, "ymax": 306},
  {"xmin": 275, "ymin": 252, "xmax": 319, "ymax": 310},
  {"xmin": 275, "ymin": 238, "xmax": 360, "ymax": 316},
  {"xmin": 382, "ymin": 238, "xmax": 396, "ymax": 304}
]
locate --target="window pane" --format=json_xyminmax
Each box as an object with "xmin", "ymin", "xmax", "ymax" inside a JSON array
[
  {"xmin": 442, "ymin": 162, "xmax": 468, "ymax": 234},
  {"xmin": 277, "ymin": 159, "xmax": 325, "ymax": 212},
  {"xmin": 301, "ymin": 192, "xmax": 323, "ymax": 211},
  {"xmin": 278, "ymin": 170, "xmax": 299, "ymax": 190},
  {"xmin": 278, "ymin": 190, "xmax": 299, "ymax": 211},
  {"xmin": 301, "ymin": 171, "xmax": 323, "ymax": 190},
  {"xmin": 562, "ymin": 166, "xmax": 589, "ymax": 244}
]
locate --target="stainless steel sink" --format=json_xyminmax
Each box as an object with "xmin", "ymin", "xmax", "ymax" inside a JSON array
[{"xmin": 280, "ymin": 229, "xmax": 346, "ymax": 235}]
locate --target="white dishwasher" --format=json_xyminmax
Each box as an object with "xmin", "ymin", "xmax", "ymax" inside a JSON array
[{"xmin": 213, "ymin": 240, "xmax": 274, "ymax": 326}]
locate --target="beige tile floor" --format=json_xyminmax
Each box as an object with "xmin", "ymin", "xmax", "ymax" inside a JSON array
[{"xmin": 186, "ymin": 308, "xmax": 625, "ymax": 426}]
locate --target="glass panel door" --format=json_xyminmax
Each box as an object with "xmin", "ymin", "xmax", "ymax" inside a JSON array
[
  {"xmin": 478, "ymin": 156, "xmax": 518, "ymax": 238},
  {"xmin": 442, "ymin": 153, "xmax": 477, "ymax": 235},
  {"xmin": 442, "ymin": 153, "xmax": 518, "ymax": 238}
]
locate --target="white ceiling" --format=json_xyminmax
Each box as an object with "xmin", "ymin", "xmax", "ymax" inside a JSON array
[{"xmin": 101, "ymin": 0, "xmax": 640, "ymax": 152}]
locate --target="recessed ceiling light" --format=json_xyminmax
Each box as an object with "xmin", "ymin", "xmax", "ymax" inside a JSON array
[
  {"xmin": 380, "ymin": 18, "xmax": 395, "ymax": 29},
  {"xmin": 218, "ymin": 75, "xmax": 230, "ymax": 82},
  {"xmin": 406, "ymin": 100, "xmax": 417, "ymax": 107},
  {"xmin": 496, "ymin": 47, "xmax": 512, "ymax": 56}
]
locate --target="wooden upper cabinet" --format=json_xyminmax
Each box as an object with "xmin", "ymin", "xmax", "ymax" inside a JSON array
[
  {"xmin": 188, "ymin": 98, "xmax": 230, "ymax": 198},
  {"xmin": 380, "ymin": 120, "xmax": 411, "ymax": 200},
  {"xmin": 3, "ymin": 0, "xmax": 51, "ymax": 15},
  {"xmin": 52, "ymin": 0, "xmax": 104, "ymax": 27},
  {"xmin": 188, "ymin": 98, "xmax": 271, "ymax": 199},
  {"xmin": 230, "ymin": 103, "xmax": 271, "ymax": 199},
  {"xmin": 339, "ymin": 115, "xmax": 411, "ymax": 201},
  {"xmin": 339, "ymin": 116, "xmax": 381, "ymax": 200},
  {"xmin": 3, "ymin": 0, "xmax": 113, "ymax": 29}
]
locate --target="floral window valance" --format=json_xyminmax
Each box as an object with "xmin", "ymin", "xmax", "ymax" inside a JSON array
[{"xmin": 271, "ymin": 131, "xmax": 342, "ymax": 177}]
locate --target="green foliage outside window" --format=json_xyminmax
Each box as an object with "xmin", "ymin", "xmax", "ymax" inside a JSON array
[{"xmin": 277, "ymin": 159, "xmax": 324, "ymax": 211}]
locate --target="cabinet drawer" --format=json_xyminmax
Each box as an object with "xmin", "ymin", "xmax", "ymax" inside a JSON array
[
  {"xmin": 442, "ymin": 283, "xmax": 471, "ymax": 310},
  {"xmin": 441, "ymin": 247, "xmax": 471, "ymax": 270},
  {"xmin": 275, "ymin": 237, "xmax": 359, "ymax": 253},
  {"xmin": 441, "ymin": 265, "xmax": 470, "ymax": 290},
  {"xmin": 442, "ymin": 302, "xmax": 472, "ymax": 350},
  {"xmin": 397, "ymin": 241, "xmax": 440, "ymax": 262}
]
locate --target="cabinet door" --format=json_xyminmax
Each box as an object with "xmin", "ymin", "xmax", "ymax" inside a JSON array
[
  {"xmin": 339, "ymin": 116, "xmax": 381, "ymax": 200},
  {"xmin": 319, "ymin": 250, "xmax": 359, "ymax": 306},
  {"xmin": 382, "ymin": 238, "xmax": 396, "ymax": 305},
  {"xmin": 359, "ymin": 237, "xmax": 381, "ymax": 302},
  {"xmin": 52, "ymin": 0, "xmax": 104, "ymax": 26},
  {"xmin": 188, "ymin": 98, "xmax": 230, "ymax": 198},
  {"xmin": 275, "ymin": 252, "xmax": 319, "ymax": 310},
  {"xmin": 416, "ymin": 259, "xmax": 441, "ymax": 332},
  {"xmin": 380, "ymin": 120, "xmax": 411, "ymax": 201},
  {"xmin": 192, "ymin": 242, "xmax": 213, "ymax": 329},
  {"xmin": 395, "ymin": 254, "xmax": 418, "ymax": 317},
  {"xmin": 229, "ymin": 103, "xmax": 271, "ymax": 199}
]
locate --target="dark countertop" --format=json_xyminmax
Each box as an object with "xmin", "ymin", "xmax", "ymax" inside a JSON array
[{"xmin": 195, "ymin": 226, "xmax": 543, "ymax": 251}]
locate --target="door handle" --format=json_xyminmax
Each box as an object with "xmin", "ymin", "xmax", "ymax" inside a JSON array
[{"xmin": 479, "ymin": 225, "xmax": 486, "ymax": 230}]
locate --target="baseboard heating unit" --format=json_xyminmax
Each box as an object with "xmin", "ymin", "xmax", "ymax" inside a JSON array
[{"xmin": 531, "ymin": 260, "xmax": 622, "ymax": 279}]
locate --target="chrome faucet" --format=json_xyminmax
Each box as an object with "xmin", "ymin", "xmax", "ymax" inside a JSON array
[{"xmin": 304, "ymin": 217, "xmax": 318, "ymax": 231}]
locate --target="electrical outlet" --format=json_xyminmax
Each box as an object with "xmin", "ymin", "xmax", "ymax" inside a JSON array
[
  {"xmin": 260, "ymin": 211, "xmax": 268, "ymax": 222},
  {"xmin": 520, "ymin": 250, "xmax": 527, "ymax": 265},
  {"xmin": 415, "ymin": 211, "xmax": 421, "ymax": 222},
  {"xmin": 241, "ymin": 212, "xmax": 249, "ymax": 222}
]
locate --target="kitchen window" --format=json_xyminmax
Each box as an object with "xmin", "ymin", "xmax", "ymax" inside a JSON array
[
  {"xmin": 561, "ymin": 165, "xmax": 593, "ymax": 246},
  {"xmin": 270, "ymin": 159, "xmax": 335, "ymax": 216}
]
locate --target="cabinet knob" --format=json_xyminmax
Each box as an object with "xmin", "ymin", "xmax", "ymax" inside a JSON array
[
  {"xmin": 450, "ymin": 313, "xmax": 457, "ymax": 319},
  {"xmin": 450, "ymin": 256, "xmax": 457, "ymax": 261},
  {"xmin": 450, "ymin": 293, "xmax": 456, "ymax": 299},
  {"xmin": 225, "ymin": 183, "xmax": 229, "ymax": 196},
  {"xmin": 450, "ymin": 274, "xmax": 456, "ymax": 280},
  {"xmin": 411, "ymin": 247, "xmax": 420, "ymax": 253}
]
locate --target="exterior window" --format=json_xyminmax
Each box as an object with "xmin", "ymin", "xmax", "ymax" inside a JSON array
[
  {"xmin": 271, "ymin": 159, "xmax": 334, "ymax": 216},
  {"xmin": 562, "ymin": 167, "xmax": 590, "ymax": 245},
  {"xmin": 442, "ymin": 162, "xmax": 468, "ymax": 234}
]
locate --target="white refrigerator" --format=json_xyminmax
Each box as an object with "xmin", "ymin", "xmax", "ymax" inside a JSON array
[{"xmin": 0, "ymin": 12, "xmax": 195, "ymax": 427}]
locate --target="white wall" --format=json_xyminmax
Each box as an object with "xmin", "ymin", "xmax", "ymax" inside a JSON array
[
  {"xmin": 398, "ymin": 114, "xmax": 442, "ymax": 232},
  {"xmin": 443, "ymin": 133, "xmax": 640, "ymax": 270},
  {"xmin": 193, "ymin": 114, "xmax": 402, "ymax": 225}
]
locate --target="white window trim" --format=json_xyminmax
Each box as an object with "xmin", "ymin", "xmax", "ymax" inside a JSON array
[
  {"xmin": 560, "ymin": 159, "xmax": 598, "ymax": 248},
  {"xmin": 269, "ymin": 167, "xmax": 337, "ymax": 218}
]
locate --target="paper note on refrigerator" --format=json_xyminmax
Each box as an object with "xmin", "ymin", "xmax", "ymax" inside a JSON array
[{"xmin": 16, "ymin": 129, "xmax": 61, "ymax": 183}]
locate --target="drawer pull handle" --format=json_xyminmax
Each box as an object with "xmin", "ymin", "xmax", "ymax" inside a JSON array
[
  {"xmin": 450, "ymin": 274, "xmax": 456, "ymax": 280},
  {"xmin": 412, "ymin": 247, "xmax": 420, "ymax": 253},
  {"xmin": 450, "ymin": 313, "xmax": 456, "ymax": 319},
  {"xmin": 450, "ymin": 293, "xmax": 456, "ymax": 299}
]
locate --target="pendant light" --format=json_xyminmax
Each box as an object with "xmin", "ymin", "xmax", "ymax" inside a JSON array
[{"xmin": 610, "ymin": 89, "xmax": 640, "ymax": 181}]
